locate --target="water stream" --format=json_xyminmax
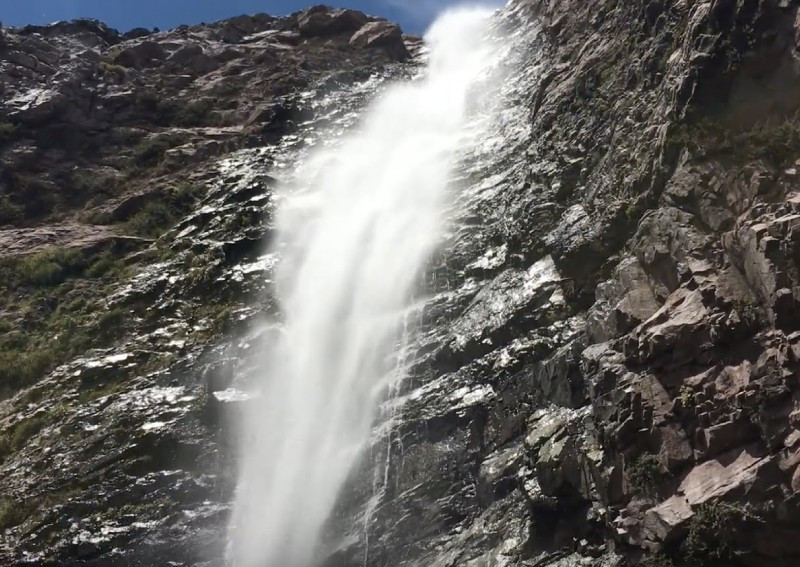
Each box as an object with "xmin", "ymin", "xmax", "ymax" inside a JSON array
[{"xmin": 228, "ymin": 8, "xmax": 500, "ymax": 566}]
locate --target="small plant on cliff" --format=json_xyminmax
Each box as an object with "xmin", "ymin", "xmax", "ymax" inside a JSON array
[
  {"xmin": 123, "ymin": 183, "xmax": 204, "ymax": 238},
  {"xmin": 640, "ymin": 553, "xmax": 675, "ymax": 567},
  {"xmin": 683, "ymin": 501, "xmax": 760, "ymax": 564},
  {"xmin": 13, "ymin": 248, "xmax": 87, "ymax": 288},
  {"xmin": 678, "ymin": 385, "xmax": 694, "ymax": 407},
  {"xmin": 173, "ymin": 99, "xmax": 214, "ymax": 127},
  {"xmin": 627, "ymin": 453, "xmax": 667, "ymax": 498},
  {"xmin": 98, "ymin": 61, "xmax": 128, "ymax": 81},
  {"xmin": 0, "ymin": 121, "xmax": 17, "ymax": 143},
  {"xmin": 671, "ymin": 111, "xmax": 800, "ymax": 166},
  {"xmin": 732, "ymin": 299, "xmax": 764, "ymax": 330},
  {"xmin": 7, "ymin": 173, "xmax": 55, "ymax": 217},
  {"xmin": 0, "ymin": 413, "xmax": 50, "ymax": 463},
  {"xmin": 0, "ymin": 194, "xmax": 23, "ymax": 225},
  {"xmin": 0, "ymin": 499, "xmax": 36, "ymax": 530},
  {"xmin": 131, "ymin": 137, "xmax": 172, "ymax": 168}
]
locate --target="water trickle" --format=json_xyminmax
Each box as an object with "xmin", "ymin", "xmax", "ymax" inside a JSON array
[{"xmin": 229, "ymin": 8, "xmax": 500, "ymax": 566}]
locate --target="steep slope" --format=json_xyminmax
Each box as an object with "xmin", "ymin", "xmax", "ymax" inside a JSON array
[
  {"xmin": 0, "ymin": 7, "xmax": 416, "ymax": 565},
  {"xmin": 3, "ymin": 1, "xmax": 800, "ymax": 566},
  {"xmin": 328, "ymin": 1, "xmax": 800, "ymax": 566}
]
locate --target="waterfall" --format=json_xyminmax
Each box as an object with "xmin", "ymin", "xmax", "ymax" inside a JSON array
[{"xmin": 228, "ymin": 7, "xmax": 499, "ymax": 566}]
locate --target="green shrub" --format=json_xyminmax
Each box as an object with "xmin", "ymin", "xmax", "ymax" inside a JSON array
[
  {"xmin": 135, "ymin": 91, "xmax": 179, "ymax": 126},
  {"xmin": 683, "ymin": 501, "xmax": 755, "ymax": 564},
  {"xmin": 672, "ymin": 111, "xmax": 800, "ymax": 166},
  {"xmin": 98, "ymin": 307, "xmax": 128, "ymax": 333},
  {"xmin": 628, "ymin": 453, "xmax": 666, "ymax": 498},
  {"xmin": 0, "ymin": 194, "xmax": 23, "ymax": 225},
  {"xmin": 99, "ymin": 61, "xmax": 128, "ymax": 80},
  {"xmin": 124, "ymin": 200, "xmax": 178, "ymax": 238},
  {"xmin": 131, "ymin": 137, "xmax": 172, "ymax": 167},
  {"xmin": 0, "ymin": 349, "xmax": 58, "ymax": 394},
  {"xmin": 173, "ymin": 99, "xmax": 213, "ymax": 126},
  {"xmin": 0, "ymin": 121, "xmax": 17, "ymax": 143},
  {"xmin": 9, "ymin": 414, "xmax": 48, "ymax": 448},
  {"xmin": 85, "ymin": 250, "xmax": 128, "ymax": 279},
  {"xmin": 640, "ymin": 553, "xmax": 675, "ymax": 567},
  {"xmin": 15, "ymin": 248, "xmax": 87, "ymax": 288},
  {"xmin": 123, "ymin": 183, "xmax": 205, "ymax": 238},
  {"xmin": 0, "ymin": 247, "xmax": 88, "ymax": 290},
  {"xmin": 0, "ymin": 413, "xmax": 50, "ymax": 462},
  {"xmin": 7, "ymin": 173, "xmax": 54, "ymax": 217},
  {"xmin": 0, "ymin": 499, "xmax": 36, "ymax": 529},
  {"xmin": 69, "ymin": 169, "xmax": 120, "ymax": 200}
]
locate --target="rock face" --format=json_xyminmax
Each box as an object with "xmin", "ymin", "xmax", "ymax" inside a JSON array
[
  {"xmin": 0, "ymin": 8, "xmax": 414, "ymax": 226},
  {"xmin": 3, "ymin": 1, "xmax": 800, "ymax": 566}
]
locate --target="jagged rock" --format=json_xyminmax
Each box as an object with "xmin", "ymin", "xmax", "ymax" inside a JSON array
[
  {"xmin": 626, "ymin": 288, "xmax": 711, "ymax": 364},
  {"xmin": 296, "ymin": 6, "xmax": 368, "ymax": 38},
  {"xmin": 642, "ymin": 446, "xmax": 775, "ymax": 545},
  {"xmin": 587, "ymin": 257, "xmax": 660, "ymax": 343},
  {"xmin": 349, "ymin": 21, "xmax": 409, "ymax": 60},
  {"xmin": 113, "ymin": 40, "xmax": 167, "ymax": 68},
  {"xmin": 122, "ymin": 27, "xmax": 153, "ymax": 40},
  {"xmin": 168, "ymin": 44, "xmax": 217, "ymax": 74}
]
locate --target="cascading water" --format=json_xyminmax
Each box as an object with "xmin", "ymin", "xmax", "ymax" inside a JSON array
[{"xmin": 229, "ymin": 8, "xmax": 500, "ymax": 566}]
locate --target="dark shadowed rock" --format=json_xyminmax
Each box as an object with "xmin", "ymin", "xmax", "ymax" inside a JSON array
[
  {"xmin": 296, "ymin": 6, "xmax": 368, "ymax": 38},
  {"xmin": 122, "ymin": 27, "xmax": 153, "ymax": 41},
  {"xmin": 113, "ymin": 40, "xmax": 167, "ymax": 68}
]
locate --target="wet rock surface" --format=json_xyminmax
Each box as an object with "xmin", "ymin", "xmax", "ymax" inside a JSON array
[
  {"xmin": 4, "ymin": 1, "xmax": 800, "ymax": 566},
  {"xmin": 330, "ymin": 1, "xmax": 800, "ymax": 566}
]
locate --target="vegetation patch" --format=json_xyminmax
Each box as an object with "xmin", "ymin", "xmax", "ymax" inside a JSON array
[
  {"xmin": 672, "ymin": 111, "xmax": 800, "ymax": 166},
  {"xmin": 0, "ymin": 194, "xmax": 23, "ymax": 225},
  {"xmin": 0, "ymin": 412, "xmax": 53, "ymax": 462},
  {"xmin": 683, "ymin": 501, "xmax": 759, "ymax": 564},
  {"xmin": 640, "ymin": 553, "xmax": 675, "ymax": 567},
  {"xmin": 131, "ymin": 137, "xmax": 173, "ymax": 168},
  {"xmin": 0, "ymin": 498, "xmax": 37, "ymax": 530},
  {"xmin": 68, "ymin": 169, "xmax": 122, "ymax": 206},
  {"xmin": 173, "ymin": 99, "xmax": 214, "ymax": 127},
  {"xmin": 627, "ymin": 453, "xmax": 668, "ymax": 498},
  {"xmin": 134, "ymin": 90, "xmax": 213, "ymax": 127},
  {"xmin": 0, "ymin": 246, "xmax": 133, "ymax": 394},
  {"xmin": 99, "ymin": 61, "xmax": 129, "ymax": 81},
  {"xmin": 123, "ymin": 182, "xmax": 205, "ymax": 238},
  {"xmin": 0, "ymin": 247, "xmax": 88, "ymax": 289},
  {"xmin": 6, "ymin": 173, "xmax": 55, "ymax": 218},
  {"xmin": 0, "ymin": 121, "xmax": 18, "ymax": 144}
]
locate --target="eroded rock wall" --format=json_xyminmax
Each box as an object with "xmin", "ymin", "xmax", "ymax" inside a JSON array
[
  {"xmin": 329, "ymin": 1, "xmax": 800, "ymax": 566},
  {"xmin": 4, "ymin": 1, "xmax": 800, "ymax": 566}
]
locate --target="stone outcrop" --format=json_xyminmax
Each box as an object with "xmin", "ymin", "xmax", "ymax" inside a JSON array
[{"xmin": 0, "ymin": 8, "xmax": 415, "ymax": 226}]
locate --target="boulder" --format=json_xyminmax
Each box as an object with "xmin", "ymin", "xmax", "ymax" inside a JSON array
[
  {"xmin": 168, "ymin": 44, "xmax": 217, "ymax": 74},
  {"xmin": 349, "ymin": 21, "xmax": 410, "ymax": 60},
  {"xmin": 297, "ymin": 7, "xmax": 368, "ymax": 38},
  {"xmin": 218, "ymin": 22, "xmax": 246, "ymax": 44},
  {"xmin": 626, "ymin": 288, "xmax": 711, "ymax": 364},
  {"xmin": 122, "ymin": 27, "xmax": 152, "ymax": 41},
  {"xmin": 642, "ymin": 447, "xmax": 774, "ymax": 544},
  {"xmin": 113, "ymin": 40, "xmax": 167, "ymax": 68},
  {"xmin": 6, "ymin": 51, "xmax": 40, "ymax": 71}
]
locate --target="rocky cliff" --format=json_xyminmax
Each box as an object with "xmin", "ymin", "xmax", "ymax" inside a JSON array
[{"xmin": 3, "ymin": 1, "xmax": 800, "ymax": 566}]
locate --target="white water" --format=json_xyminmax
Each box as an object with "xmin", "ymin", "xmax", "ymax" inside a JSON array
[{"xmin": 229, "ymin": 8, "xmax": 498, "ymax": 567}]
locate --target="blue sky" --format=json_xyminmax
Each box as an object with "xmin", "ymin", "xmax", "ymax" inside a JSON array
[{"xmin": 1, "ymin": 0, "xmax": 476, "ymax": 35}]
